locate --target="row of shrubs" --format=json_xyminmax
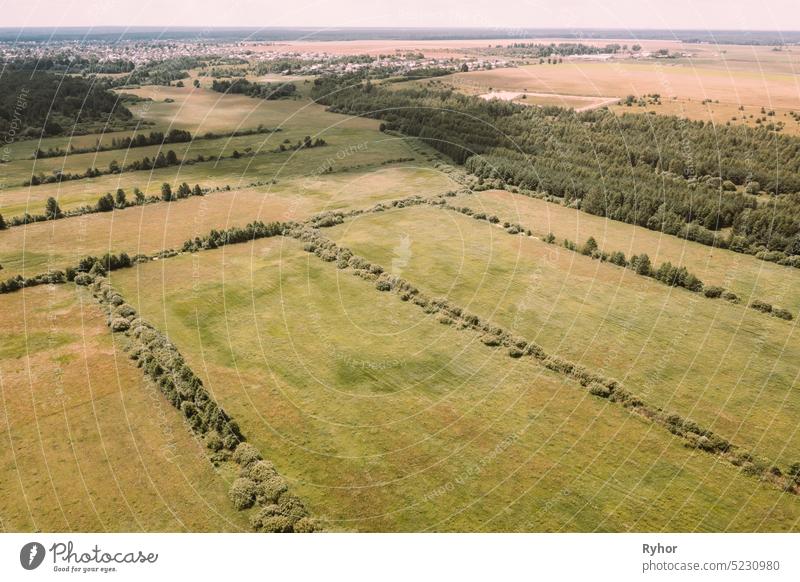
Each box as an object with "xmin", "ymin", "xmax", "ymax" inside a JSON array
[
  {"xmin": 1, "ymin": 184, "xmax": 207, "ymax": 229},
  {"xmin": 438, "ymin": 202, "xmax": 795, "ymax": 323},
  {"xmin": 30, "ymin": 126, "xmax": 282, "ymax": 161},
  {"xmin": 292, "ymin": 225, "xmax": 800, "ymax": 494},
  {"xmin": 77, "ymin": 271, "xmax": 316, "ymax": 532},
  {"xmin": 558, "ymin": 235, "xmax": 794, "ymax": 321},
  {"xmin": 23, "ymin": 136, "xmax": 325, "ymax": 188}
]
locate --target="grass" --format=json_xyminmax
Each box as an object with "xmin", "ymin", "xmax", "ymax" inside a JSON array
[
  {"xmin": 109, "ymin": 236, "xmax": 800, "ymax": 531},
  {"xmin": 0, "ymin": 165, "xmax": 457, "ymax": 279},
  {"xmin": 0, "ymin": 284, "xmax": 248, "ymax": 532},
  {"xmin": 452, "ymin": 189, "xmax": 800, "ymax": 312},
  {"xmin": 0, "ymin": 131, "xmax": 419, "ymax": 219},
  {"xmin": 328, "ymin": 204, "xmax": 800, "ymax": 469}
]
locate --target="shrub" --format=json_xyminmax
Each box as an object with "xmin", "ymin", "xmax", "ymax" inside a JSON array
[
  {"xmin": 544, "ymin": 232, "xmax": 555, "ymax": 244},
  {"xmin": 74, "ymin": 273, "xmax": 94, "ymax": 286},
  {"xmin": 160, "ymin": 182, "xmax": 173, "ymax": 201},
  {"xmin": 96, "ymin": 193, "xmax": 115, "ymax": 212},
  {"xmin": 581, "ymin": 236, "xmax": 598, "ymax": 256},
  {"xmin": 228, "ymin": 477, "xmax": 257, "ymax": 510},
  {"xmin": 243, "ymin": 459, "xmax": 277, "ymax": 482},
  {"xmin": 110, "ymin": 318, "xmax": 130, "ymax": 332},
  {"xmin": 256, "ymin": 475, "xmax": 289, "ymax": 505},
  {"xmin": 115, "ymin": 303, "xmax": 136, "ymax": 318},
  {"xmin": 205, "ymin": 432, "xmax": 223, "ymax": 452},
  {"xmin": 630, "ymin": 254, "xmax": 652, "ymax": 276},
  {"xmin": 749, "ymin": 299, "xmax": 772, "ymax": 313},
  {"xmin": 703, "ymin": 286, "xmax": 724, "ymax": 298},
  {"xmin": 233, "ymin": 442, "xmax": 262, "ymax": 466},
  {"xmin": 293, "ymin": 517, "xmax": 317, "ymax": 533},
  {"xmin": 608, "ymin": 251, "xmax": 627, "ymax": 266},
  {"xmin": 772, "ymin": 308, "xmax": 793, "ymax": 320},
  {"xmin": 721, "ymin": 291, "xmax": 740, "ymax": 303},
  {"xmin": 250, "ymin": 506, "xmax": 294, "ymax": 533}
]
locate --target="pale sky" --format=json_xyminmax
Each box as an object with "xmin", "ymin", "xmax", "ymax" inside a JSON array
[{"xmin": 0, "ymin": 0, "xmax": 795, "ymax": 31}]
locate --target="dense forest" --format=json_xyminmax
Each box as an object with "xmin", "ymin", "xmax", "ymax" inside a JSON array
[
  {"xmin": 211, "ymin": 78, "xmax": 297, "ymax": 99},
  {"xmin": 311, "ymin": 74, "xmax": 800, "ymax": 258},
  {"xmin": 0, "ymin": 71, "xmax": 132, "ymax": 137}
]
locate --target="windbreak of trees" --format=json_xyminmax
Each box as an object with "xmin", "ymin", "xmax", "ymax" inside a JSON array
[
  {"xmin": 311, "ymin": 74, "xmax": 800, "ymax": 257},
  {"xmin": 211, "ymin": 78, "xmax": 297, "ymax": 100},
  {"xmin": 33, "ymin": 129, "xmax": 192, "ymax": 159},
  {"xmin": 0, "ymin": 71, "xmax": 132, "ymax": 138}
]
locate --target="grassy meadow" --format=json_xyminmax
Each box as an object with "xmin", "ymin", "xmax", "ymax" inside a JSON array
[
  {"xmin": 453, "ymin": 189, "xmax": 800, "ymax": 312},
  {"xmin": 0, "ymin": 165, "xmax": 456, "ymax": 278},
  {"xmin": 109, "ymin": 236, "xmax": 800, "ymax": 531},
  {"xmin": 0, "ymin": 285, "xmax": 248, "ymax": 532},
  {"xmin": 329, "ymin": 205, "xmax": 800, "ymax": 469}
]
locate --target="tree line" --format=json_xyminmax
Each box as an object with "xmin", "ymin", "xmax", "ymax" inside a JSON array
[
  {"xmin": 211, "ymin": 79, "xmax": 297, "ymax": 100},
  {"xmin": 310, "ymin": 74, "xmax": 800, "ymax": 258}
]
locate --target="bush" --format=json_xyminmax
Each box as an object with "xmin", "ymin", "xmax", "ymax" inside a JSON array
[
  {"xmin": 232, "ymin": 442, "xmax": 262, "ymax": 466},
  {"xmin": 721, "ymin": 291, "xmax": 740, "ymax": 303},
  {"xmin": 110, "ymin": 318, "xmax": 130, "ymax": 332},
  {"xmin": 243, "ymin": 459, "xmax": 277, "ymax": 482},
  {"xmin": 74, "ymin": 273, "xmax": 94, "ymax": 286},
  {"xmin": 608, "ymin": 251, "xmax": 627, "ymax": 267},
  {"xmin": 256, "ymin": 475, "xmax": 289, "ymax": 505},
  {"xmin": 205, "ymin": 432, "xmax": 223, "ymax": 452},
  {"xmin": 749, "ymin": 299, "xmax": 772, "ymax": 313},
  {"xmin": 228, "ymin": 477, "xmax": 257, "ymax": 510},
  {"xmin": 703, "ymin": 285, "xmax": 724, "ymax": 298},
  {"xmin": 772, "ymin": 308, "xmax": 793, "ymax": 320},
  {"xmin": 293, "ymin": 517, "xmax": 317, "ymax": 533},
  {"xmin": 250, "ymin": 506, "xmax": 294, "ymax": 533}
]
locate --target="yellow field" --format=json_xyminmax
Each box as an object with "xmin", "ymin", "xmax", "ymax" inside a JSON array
[
  {"xmin": 448, "ymin": 59, "xmax": 800, "ymax": 111},
  {"xmin": 0, "ymin": 285, "xmax": 247, "ymax": 532}
]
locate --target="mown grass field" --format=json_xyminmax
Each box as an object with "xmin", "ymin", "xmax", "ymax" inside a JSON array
[
  {"xmin": 0, "ymin": 165, "xmax": 456, "ymax": 279},
  {"xmin": 453, "ymin": 189, "xmax": 800, "ymax": 312},
  {"xmin": 110, "ymin": 236, "xmax": 800, "ymax": 531},
  {"xmin": 328, "ymin": 205, "xmax": 800, "ymax": 469},
  {"xmin": 0, "ymin": 285, "xmax": 247, "ymax": 532}
]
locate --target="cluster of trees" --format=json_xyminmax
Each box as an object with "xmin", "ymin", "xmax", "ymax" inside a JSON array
[
  {"xmin": 0, "ymin": 71, "xmax": 132, "ymax": 138},
  {"xmin": 495, "ymin": 42, "xmax": 625, "ymax": 57},
  {"xmin": 311, "ymin": 74, "xmax": 800, "ymax": 257},
  {"xmin": 108, "ymin": 57, "xmax": 202, "ymax": 87},
  {"xmin": 33, "ymin": 129, "xmax": 192, "ymax": 159},
  {"xmin": 210, "ymin": 79, "xmax": 297, "ymax": 100}
]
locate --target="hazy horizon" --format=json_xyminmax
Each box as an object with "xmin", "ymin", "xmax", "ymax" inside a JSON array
[{"xmin": 1, "ymin": 0, "xmax": 796, "ymax": 31}]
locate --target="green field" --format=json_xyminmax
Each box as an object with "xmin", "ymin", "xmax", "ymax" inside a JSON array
[
  {"xmin": 109, "ymin": 236, "xmax": 800, "ymax": 531},
  {"xmin": 328, "ymin": 205, "xmax": 800, "ymax": 469},
  {"xmin": 0, "ymin": 165, "xmax": 456, "ymax": 279},
  {"xmin": 453, "ymin": 189, "xmax": 800, "ymax": 312},
  {"xmin": 0, "ymin": 285, "xmax": 248, "ymax": 532}
]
